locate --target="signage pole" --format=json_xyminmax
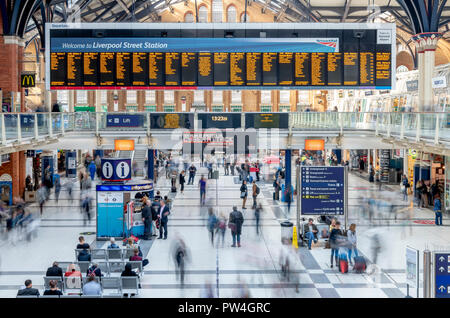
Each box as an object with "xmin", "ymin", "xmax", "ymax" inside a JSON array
[
  {"xmin": 296, "ymin": 165, "xmax": 301, "ymax": 245},
  {"xmin": 344, "ymin": 167, "xmax": 348, "ymax": 230},
  {"xmin": 423, "ymin": 249, "xmax": 432, "ymax": 298}
]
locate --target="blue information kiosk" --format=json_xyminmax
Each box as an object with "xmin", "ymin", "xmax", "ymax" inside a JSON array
[{"xmin": 96, "ymin": 158, "xmax": 153, "ymax": 240}]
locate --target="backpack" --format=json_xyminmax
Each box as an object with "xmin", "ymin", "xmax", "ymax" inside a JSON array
[
  {"xmin": 255, "ymin": 186, "xmax": 260, "ymax": 195},
  {"xmin": 87, "ymin": 267, "xmax": 97, "ymax": 277}
]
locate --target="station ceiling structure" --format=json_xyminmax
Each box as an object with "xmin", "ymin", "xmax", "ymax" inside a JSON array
[{"xmin": 1, "ymin": 0, "xmax": 449, "ymax": 62}]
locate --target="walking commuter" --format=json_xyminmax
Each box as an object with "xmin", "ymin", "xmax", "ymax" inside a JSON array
[
  {"xmin": 230, "ymin": 160, "xmax": 236, "ymax": 176},
  {"xmin": 347, "ymin": 224, "xmax": 358, "ymax": 265},
  {"xmin": 255, "ymin": 160, "xmax": 261, "ymax": 182},
  {"xmin": 254, "ymin": 204, "xmax": 262, "ymax": 235},
  {"xmin": 329, "ymin": 221, "xmax": 343, "ymax": 268},
  {"xmin": 434, "ymin": 195, "xmax": 443, "ymax": 226},
  {"xmin": 229, "ymin": 206, "xmax": 244, "ymax": 247},
  {"xmin": 173, "ymin": 237, "xmax": 189, "ymax": 287},
  {"xmin": 303, "ymin": 218, "xmax": 318, "ymax": 250},
  {"xmin": 240, "ymin": 180, "xmax": 248, "ymax": 210},
  {"xmin": 207, "ymin": 208, "xmax": 218, "ymax": 247},
  {"xmin": 179, "ymin": 171, "xmax": 186, "ymax": 194},
  {"xmin": 285, "ymin": 185, "xmax": 293, "ymax": 214},
  {"xmin": 37, "ymin": 184, "xmax": 47, "ymax": 215},
  {"xmin": 199, "ymin": 175, "xmax": 207, "ymax": 206},
  {"xmin": 54, "ymin": 177, "xmax": 61, "ymax": 204},
  {"xmin": 188, "ymin": 164, "xmax": 197, "ymax": 185},
  {"xmin": 158, "ymin": 199, "xmax": 170, "ymax": 240},
  {"xmin": 251, "ymin": 180, "xmax": 259, "ymax": 209},
  {"xmin": 401, "ymin": 174, "xmax": 410, "ymax": 201},
  {"xmin": 216, "ymin": 213, "xmax": 227, "ymax": 247},
  {"xmin": 95, "ymin": 155, "xmax": 102, "ymax": 179},
  {"xmin": 88, "ymin": 161, "xmax": 96, "ymax": 181}
]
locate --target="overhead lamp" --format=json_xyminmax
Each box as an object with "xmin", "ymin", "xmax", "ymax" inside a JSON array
[{"xmin": 225, "ymin": 31, "xmax": 234, "ymax": 38}]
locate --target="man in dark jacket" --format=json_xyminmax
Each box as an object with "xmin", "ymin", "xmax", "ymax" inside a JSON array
[
  {"xmin": 141, "ymin": 198, "xmax": 152, "ymax": 240},
  {"xmin": 188, "ymin": 164, "xmax": 197, "ymax": 185},
  {"xmin": 17, "ymin": 280, "xmax": 40, "ymax": 296},
  {"xmin": 303, "ymin": 219, "xmax": 318, "ymax": 250},
  {"xmin": 158, "ymin": 200, "xmax": 170, "ymax": 240},
  {"xmin": 229, "ymin": 206, "xmax": 244, "ymax": 247},
  {"xmin": 46, "ymin": 261, "xmax": 63, "ymax": 278}
]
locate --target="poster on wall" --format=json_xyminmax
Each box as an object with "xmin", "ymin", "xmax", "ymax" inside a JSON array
[
  {"xmin": 446, "ymin": 157, "xmax": 450, "ymax": 212},
  {"xmin": 380, "ymin": 149, "xmax": 390, "ymax": 183}
]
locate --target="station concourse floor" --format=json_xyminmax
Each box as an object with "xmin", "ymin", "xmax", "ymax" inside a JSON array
[{"xmin": 0, "ymin": 165, "xmax": 448, "ymax": 298}]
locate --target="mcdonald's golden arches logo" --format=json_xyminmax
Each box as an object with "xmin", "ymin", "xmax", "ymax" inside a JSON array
[{"xmin": 21, "ymin": 74, "xmax": 35, "ymax": 88}]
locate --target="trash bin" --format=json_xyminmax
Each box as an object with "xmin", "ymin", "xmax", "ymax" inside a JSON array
[{"xmin": 280, "ymin": 221, "xmax": 293, "ymax": 245}]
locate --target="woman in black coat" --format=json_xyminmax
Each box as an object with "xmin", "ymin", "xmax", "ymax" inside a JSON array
[{"xmin": 240, "ymin": 180, "xmax": 248, "ymax": 210}]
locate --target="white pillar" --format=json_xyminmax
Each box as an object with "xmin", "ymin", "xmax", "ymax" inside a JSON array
[
  {"xmin": 68, "ymin": 91, "xmax": 74, "ymax": 113},
  {"xmin": 412, "ymin": 33, "xmax": 442, "ymax": 111}
]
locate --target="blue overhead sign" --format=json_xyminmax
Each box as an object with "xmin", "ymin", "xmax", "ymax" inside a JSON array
[
  {"xmin": 106, "ymin": 114, "xmax": 143, "ymax": 127},
  {"xmin": 435, "ymin": 253, "xmax": 450, "ymax": 298},
  {"xmin": 300, "ymin": 166, "xmax": 345, "ymax": 215}
]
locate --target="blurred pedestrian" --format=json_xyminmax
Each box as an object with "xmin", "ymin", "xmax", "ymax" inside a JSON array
[
  {"xmin": 179, "ymin": 170, "xmax": 186, "ymax": 194},
  {"xmin": 88, "ymin": 161, "xmax": 96, "ymax": 181},
  {"xmin": 215, "ymin": 213, "xmax": 227, "ymax": 248},
  {"xmin": 329, "ymin": 221, "xmax": 343, "ymax": 268},
  {"xmin": 347, "ymin": 224, "xmax": 358, "ymax": 265},
  {"xmin": 37, "ymin": 183, "xmax": 47, "ymax": 216},
  {"xmin": 54, "ymin": 177, "xmax": 61, "ymax": 204},
  {"xmin": 251, "ymin": 180, "xmax": 259, "ymax": 209},
  {"xmin": 199, "ymin": 175, "xmax": 206, "ymax": 206},
  {"xmin": 401, "ymin": 174, "xmax": 409, "ymax": 201},
  {"xmin": 434, "ymin": 194, "xmax": 443, "ymax": 226},
  {"xmin": 229, "ymin": 206, "xmax": 244, "ymax": 248},
  {"xmin": 207, "ymin": 208, "xmax": 218, "ymax": 247},
  {"xmin": 255, "ymin": 204, "xmax": 262, "ymax": 235}
]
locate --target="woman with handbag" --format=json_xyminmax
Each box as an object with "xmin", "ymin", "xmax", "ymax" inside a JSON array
[{"xmin": 240, "ymin": 180, "xmax": 248, "ymax": 210}]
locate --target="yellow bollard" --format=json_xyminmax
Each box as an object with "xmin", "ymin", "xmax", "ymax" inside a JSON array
[{"xmin": 292, "ymin": 226, "xmax": 298, "ymax": 249}]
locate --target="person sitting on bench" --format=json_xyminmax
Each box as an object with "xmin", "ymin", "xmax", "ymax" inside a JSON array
[{"xmin": 303, "ymin": 218, "xmax": 318, "ymax": 250}]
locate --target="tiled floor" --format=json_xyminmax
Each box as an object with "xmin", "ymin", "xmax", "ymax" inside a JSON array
[{"xmin": 0, "ymin": 164, "xmax": 445, "ymax": 298}]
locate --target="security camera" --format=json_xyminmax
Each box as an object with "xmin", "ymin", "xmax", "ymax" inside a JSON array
[{"xmin": 353, "ymin": 31, "xmax": 365, "ymax": 39}]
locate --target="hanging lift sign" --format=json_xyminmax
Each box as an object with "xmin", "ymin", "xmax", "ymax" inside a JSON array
[{"xmin": 101, "ymin": 158, "xmax": 132, "ymax": 182}]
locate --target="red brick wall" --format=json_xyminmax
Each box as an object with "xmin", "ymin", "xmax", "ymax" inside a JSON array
[{"xmin": 0, "ymin": 151, "xmax": 26, "ymax": 200}]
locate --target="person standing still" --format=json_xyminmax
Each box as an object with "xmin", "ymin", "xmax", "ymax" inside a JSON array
[
  {"xmin": 229, "ymin": 206, "xmax": 244, "ymax": 247},
  {"xmin": 434, "ymin": 195, "xmax": 443, "ymax": 226},
  {"xmin": 251, "ymin": 181, "xmax": 259, "ymax": 209},
  {"xmin": 199, "ymin": 175, "xmax": 207, "ymax": 206},
  {"xmin": 141, "ymin": 198, "xmax": 153, "ymax": 240},
  {"xmin": 179, "ymin": 171, "xmax": 186, "ymax": 194},
  {"xmin": 188, "ymin": 164, "xmax": 197, "ymax": 185},
  {"xmin": 240, "ymin": 180, "xmax": 248, "ymax": 210},
  {"xmin": 158, "ymin": 200, "xmax": 170, "ymax": 239}
]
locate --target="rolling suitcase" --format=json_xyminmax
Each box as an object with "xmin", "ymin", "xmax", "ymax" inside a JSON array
[
  {"xmin": 171, "ymin": 186, "xmax": 177, "ymax": 193},
  {"xmin": 353, "ymin": 256, "xmax": 366, "ymax": 273},
  {"xmin": 339, "ymin": 251, "xmax": 348, "ymax": 274}
]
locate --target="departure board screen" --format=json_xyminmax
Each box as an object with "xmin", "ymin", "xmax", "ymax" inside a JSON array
[
  {"xmin": 50, "ymin": 52, "xmax": 66, "ymax": 86},
  {"xmin": 99, "ymin": 52, "xmax": 115, "ymax": 86},
  {"xmin": 246, "ymin": 53, "xmax": 262, "ymax": 86},
  {"xmin": 83, "ymin": 53, "xmax": 98, "ymax": 86},
  {"xmin": 375, "ymin": 51, "xmax": 391, "ymax": 87},
  {"xmin": 214, "ymin": 53, "xmax": 229, "ymax": 86},
  {"xmin": 165, "ymin": 52, "xmax": 180, "ymax": 86},
  {"xmin": 343, "ymin": 52, "xmax": 359, "ymax": 86},
  {"xmin": 149, "ymin": 52, "xmax": 164, "ymax": 86},
  {"xmin": 311, "ymin": 53, "xmax": 326, "ymax": 86},
  {"xmin": 327, "ymin": 53, "xmax": 342, "ymax": 86},
  {"xmin": 132, "ymin": 53, "xmax": 147, "ymax": 86},
  {"xmin": 67, "ymin": 52, "xmax": 83, "ymax": 86},
  {"xmin": 294, "ymin": 53, "xmax": 310, "ymax": 86},
  {"xmin": 278, "ymin": 53, "xmax": 294, "ymax": 86},
  {"xmin": 48, "ymin": 24, "xmax": 394, "ymax": 89},
  {"xmin": 360, "ymin": 52, "xmax": 375, "ymax": 85},
  {"xmin": 181, "ymin": 52, "xmax": 197, "ymax": 86},
  {"xmin": 116, "ymin": 52, "xmax": 132, "ymax": 86},
  {"xmin": 198, "ymin": 53, "xmax": 213, "ymax": 86},
  {"xmin": 262, "ymin": 52, "xmax": 277, "ymax": 86},
  {"xmin": 230, "ymin": 53, "xmax": 245, "ymax": 86}
]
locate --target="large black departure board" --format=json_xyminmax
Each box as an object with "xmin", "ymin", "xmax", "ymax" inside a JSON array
[
  {"xmin": 230, "ymin": 53, "xmax": 245, "ymax": 86},
  {"xmin": 48, "ymin": 24, "xmax": 393, "ymax": 89},
  {"xmin": 116, "ymin": 52, "xmax": 132, "ymax": 86},
  {"xmin": 198, "ymin": 53, "xmax": 213, "ymax": 86},
  {"xmin": 67, "ymin": 52, "xmax": 83, "ymax": 86},
  {"xmin": 214, "ymin": 53, "xmax": 229, "ymax": 86},
  {"xmin": 262, "ymin": 53, "xmax": 277, "ymax": 86},
  {"xmin": 181, "ymin": 52, "xmax": 197, "ymax": 86},
  {"xmin": 132, "ymin": 53, "xmax": 147, "ymax": 86},
  {"xmin": 99, "ymin": 52, "xmax": 115, "ymax": 86},
  {"xmin": 50, "ymin": 52, "xmax": 66, "ymax": 86},
  {"xmin": 149, "ymin": 52, "xmax": 164, "ymax": 86},
  {"xmin": 83, "ymin": 53, "xmax": 98, "ymax": 86},
  {"xmin": 165, "ymin": 52, "xmax": 180, "ymax": 86}
]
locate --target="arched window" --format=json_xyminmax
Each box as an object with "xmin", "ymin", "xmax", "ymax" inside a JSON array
[
  {"xmin": 240, "ymin": 12, "xmax": 249, "ymax": 22},
  {"xmin": 226, "ymin": 5, "xmax": 237, "ymax": 22},
  {"xmin": 212, "ymin": 0, "xmax": 223, "ymax": 22},
  {"xmin": 198, "ymin": 5, "xmax": 208, "ymax": 22},
  {"xmin": 184, "ymin": 12, "xmax": 194, "ymax": 22}
]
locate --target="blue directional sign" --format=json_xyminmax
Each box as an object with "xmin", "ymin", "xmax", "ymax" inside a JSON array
[
  {"xmin": 435, "ymin": 253, "xmax": 450, "ymax": 298},
  {"xmin": 106, "ymin": 114, "xmax": 143, "ymax": 127},
  {"xmin": 300, "ymin": 166, "xmax": 345, "ymax": 215}
]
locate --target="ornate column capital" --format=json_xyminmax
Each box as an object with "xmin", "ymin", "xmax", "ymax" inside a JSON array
[{"xmin": 411, "ymin": 32, "xmax": 443, "ymax": 53}]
